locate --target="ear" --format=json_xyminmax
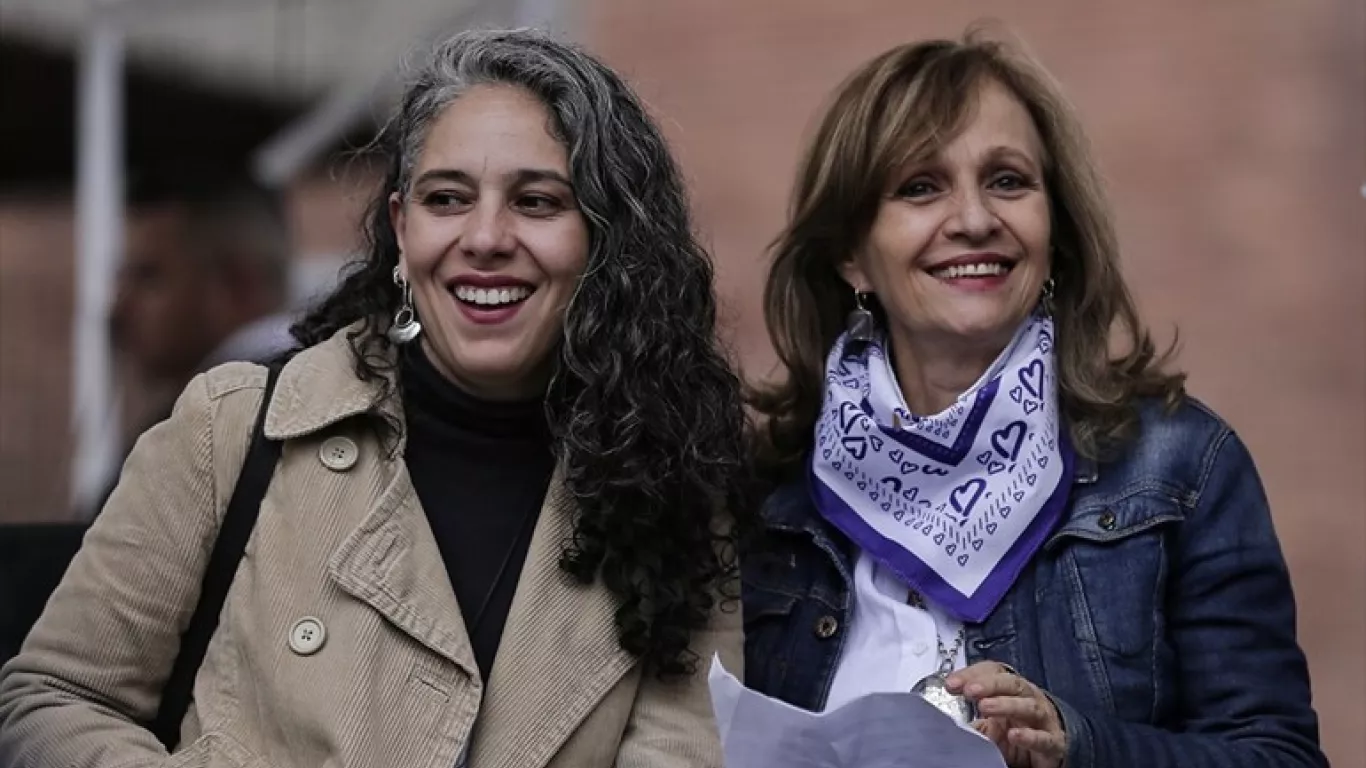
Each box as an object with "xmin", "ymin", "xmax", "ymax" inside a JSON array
[
  {"xmin": 389, "ymin": 191, "xmax": 408, "ymax": 261},
  {"xmin": 835, "ymin": 252, "xmax": 869, "ymax": 294}
]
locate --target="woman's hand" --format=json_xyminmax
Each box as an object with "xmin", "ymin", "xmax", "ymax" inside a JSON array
[{"xmin": 947, "ymin": 661, "xmax": 1066, "ymax": 768}]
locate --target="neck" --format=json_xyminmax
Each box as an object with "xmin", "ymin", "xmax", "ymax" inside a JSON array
[
  {"xmin": 888, "ymin": 331, "xmax": 1008, "ymax": 416},
  {"xmin": 401, "ymin": 343, "xmax": 549, "ymax": 441},
  {"xmin": 417, "ymin": 338, "xmax": 550, "ymax": 404}
]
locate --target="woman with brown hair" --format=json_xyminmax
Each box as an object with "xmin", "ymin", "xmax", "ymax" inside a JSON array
[{"xmin": 742, "ymin": 32, "xmax": 1327, "ymax": 768}]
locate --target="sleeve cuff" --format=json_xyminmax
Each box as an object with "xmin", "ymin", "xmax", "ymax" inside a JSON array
[{"xmin": 1045, "ymin": 690, "xmax": 1094, "ymax": 768}]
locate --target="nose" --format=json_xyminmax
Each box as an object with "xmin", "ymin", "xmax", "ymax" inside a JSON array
[
  {"xmin": 460, "ymin": 200, "xmax": 516, "ymax": 262},
  {"xmin": 943, "ymin": 187, "xmax": 1001, "ymax": 243}
]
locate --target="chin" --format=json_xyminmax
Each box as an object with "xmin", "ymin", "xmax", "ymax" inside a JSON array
[
  {"xmin": 936, "ymin": 315, "xmax": 1022, "ymax": 346},
  {"xmin": 453, "ymin": 352, "xmax": 530, "ymax": 379}
]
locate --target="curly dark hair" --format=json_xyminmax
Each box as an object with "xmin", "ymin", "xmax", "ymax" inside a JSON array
[{"xmin": 292, "ymin": 28, "xmax": 753, "ymax": 677}]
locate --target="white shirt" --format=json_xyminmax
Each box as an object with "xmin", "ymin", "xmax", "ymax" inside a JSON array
[{"xmin": 824, "ymin": 551, "xmax": 968, "ymax": 712}]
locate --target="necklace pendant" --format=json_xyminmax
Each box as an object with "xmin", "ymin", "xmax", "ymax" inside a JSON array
[{"xmin": 910, "ymin": 672, "xmax": 978, "ymax": 727}]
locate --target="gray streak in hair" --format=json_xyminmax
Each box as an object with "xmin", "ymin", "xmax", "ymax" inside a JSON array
[{"xmin": 395, "ymin": 29, "xmax": 627, "ymax": 232}]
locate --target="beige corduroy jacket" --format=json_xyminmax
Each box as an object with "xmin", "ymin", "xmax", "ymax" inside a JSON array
[{"xmin": 0, "ymin": 329, "xmax": 742, "ymax": 768}]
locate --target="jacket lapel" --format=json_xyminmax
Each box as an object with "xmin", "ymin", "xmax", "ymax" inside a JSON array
[
  {"xmin": 468, "ymin": 470, "xmax": 636, "ymax": 767},
  {"xmin": 272, "ymin": 328, "xmax": 634, "ymax": 763},
  {"xmin": 263, "ymin": 327, "xmax": 389, "ymax": 442},
  {"xmin": 326, "ymin": 461, "xmax": 478, "ymax": 678},
  {"xmin": 274, "ymin": 327, "xmax": 478, "ymax": 677}
]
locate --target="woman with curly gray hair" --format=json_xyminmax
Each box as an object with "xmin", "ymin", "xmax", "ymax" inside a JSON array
[{"xmin": 0, "ymin": 28, "xmax": 749, "ymax": 767}]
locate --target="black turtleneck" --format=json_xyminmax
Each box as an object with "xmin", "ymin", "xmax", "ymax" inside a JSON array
[{"xmin": 399, "ymin": 345, "xmax": 555, "ymax": 683}]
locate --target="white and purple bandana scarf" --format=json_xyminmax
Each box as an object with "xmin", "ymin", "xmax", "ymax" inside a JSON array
[{"xmin": 810, "ymin": 312, "xmax": 1074, "ymax": 623}]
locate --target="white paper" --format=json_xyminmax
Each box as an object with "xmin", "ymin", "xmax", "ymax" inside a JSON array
[{"xmin": 708, "ymin": 655, "xmax": 1007, "ymax": 768}]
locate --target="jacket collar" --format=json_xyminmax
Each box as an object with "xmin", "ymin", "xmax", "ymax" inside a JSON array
[
  {"xmin": 468, "ymin": 471, "xmax": 637, "ymax": 767},
  {"xmin": 1073, "ymin": 454, "xmax": 1099, "ymax": 485},
  {"xmin": 276, "ymin": 329, "xmax": 637, "ymax": 765},
  {"xmin": 759, "ymin": 474, "xmax": 826, "ymax": 534},
  {"xmin": 264, "ymin": 325, "xmax": 400, "ymax": 441}
]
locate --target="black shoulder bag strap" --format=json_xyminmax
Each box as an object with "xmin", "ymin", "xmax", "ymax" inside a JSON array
[{"xmin": 150, "ymin": 364, "xmax": 285, "ymax": 749}]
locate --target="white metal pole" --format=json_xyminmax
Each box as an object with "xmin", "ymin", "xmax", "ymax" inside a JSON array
[
  {"xmin": 251, "ymin": 75, "xmax": 391, "ymax": 188},
  {"xmin": 70, "ymin": 14, "xmax": 125, "ymax": 518}
]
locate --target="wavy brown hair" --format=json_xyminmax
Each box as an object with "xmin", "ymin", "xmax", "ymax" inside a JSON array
[{"xmin": 750, "ymin": 31, "xmax": 1185, "ymax": 480}]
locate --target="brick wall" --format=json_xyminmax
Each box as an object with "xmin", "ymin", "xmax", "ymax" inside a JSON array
[{"xmin": 0, "ymin": 198, "xmax": 76, "ymax": 522}]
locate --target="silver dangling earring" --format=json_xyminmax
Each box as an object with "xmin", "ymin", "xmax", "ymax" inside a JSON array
[
  {"xmin": 846, "ymin": 289, "xmax": 877, "ymax": 343},
  {"xmin": 1039, "ymin": 276, "xmax": 1057, "ymax": 316},
  {"xmin": 387, "ymin": 265, "xmax": 422, "ymax": 344}
]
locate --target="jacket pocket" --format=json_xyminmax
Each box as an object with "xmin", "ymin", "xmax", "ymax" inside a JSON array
[
  {"xmin": 1043, "ymin": 491, "xmax": 1183, "ymax": 722},
  {"xmin": 741, "ymin": 547, "xmax": 804, "ymax": 698},
  {"xmin": 740, "ymin": 584, "xmax": 798, "ymax": 699}
]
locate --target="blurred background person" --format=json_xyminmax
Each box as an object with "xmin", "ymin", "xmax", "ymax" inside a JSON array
[
  {"xmin": 95, "ymin": 172, "xmax": 299, "ymax": 513},
  {"xmin": 112, "ymin": 171, "xmax": 296, "ymax": 394}
]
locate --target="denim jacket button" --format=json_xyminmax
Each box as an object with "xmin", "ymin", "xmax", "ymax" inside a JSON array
[
  {"xmin": 1098, "ymin": 510, "xmax": 1117, "ymax": 530},
  {"xmin": 814, "ymin": 615, "xmax": 839, "ymax": 639}
]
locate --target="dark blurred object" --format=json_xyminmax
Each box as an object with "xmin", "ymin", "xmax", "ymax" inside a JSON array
[
  {"xmin": 0, "ymin": 524, "xmax": 87, "ymax": 665},
  {"xmin": 111, "ymin": 169, "xmax": 296, "ymax": 384},
  {"xmin": 0, "ymin": 35, "xmax": 302, "ymax": 189}
]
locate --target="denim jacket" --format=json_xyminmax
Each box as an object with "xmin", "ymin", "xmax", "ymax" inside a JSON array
[{"xmin": 742, "ymin": 397, "xmax": 1327, "ymax": 768}]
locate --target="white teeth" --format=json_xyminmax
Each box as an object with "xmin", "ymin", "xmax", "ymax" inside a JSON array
[
  {"xmin": 933, "ymin": 262, "xmax": 1008, "ymax": 279},
  {"xmin": 454, "ymin": 284, "xmax": 532, "ymax": 306}
]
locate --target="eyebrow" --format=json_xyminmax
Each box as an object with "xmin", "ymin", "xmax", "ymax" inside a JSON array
[
  {"xmin": 981, "ymin": 145, "xmax": 1040, "ymax": 169},
  {"xmin": 892, "ymin": 142, "xmax": 1040, "ymax": 176},
  {"xmin": 411, "ymin": 167, "xmax": 574, "ymax": 189}
]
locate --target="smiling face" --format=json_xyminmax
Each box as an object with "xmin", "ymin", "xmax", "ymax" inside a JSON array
[
  {"xmin": 391, "ymin": 84, "xmax": 590, "ymax": 400},
  {"xmin": 840, "ymin": 78, "xmax": 1052, "ymax": 359}
]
